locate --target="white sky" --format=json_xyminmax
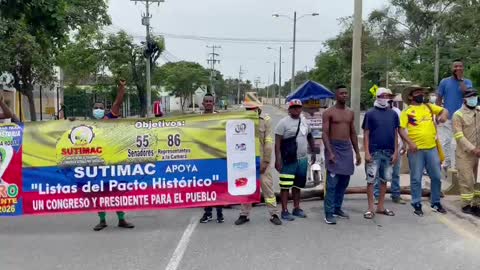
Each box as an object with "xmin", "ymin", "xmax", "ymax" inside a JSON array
[{"xmin": 108, "ymin": 0, "xmax": 389, "ymax": 86}]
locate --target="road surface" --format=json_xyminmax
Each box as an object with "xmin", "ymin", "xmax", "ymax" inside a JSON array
[{"xmin": 1, "ymin": 105, "xmax": 479, "ymax": 270}]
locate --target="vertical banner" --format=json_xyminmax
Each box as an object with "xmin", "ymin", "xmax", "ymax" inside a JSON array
[
  {"xmin": 9, "ymin": 112, "xmax": 261, "ymax": 216},
  {"xmin": 0, "ymin": 123, "xmax": 23, "ymax": 216}
]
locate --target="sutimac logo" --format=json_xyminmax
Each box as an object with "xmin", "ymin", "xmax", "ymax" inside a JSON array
[
  {"xmin": 62, "ymin": 125, "xmax": 102, "ymax": 156},
  {"xmin": 69, "ymin": 125, "xmax": 94, "ymax": 145}
]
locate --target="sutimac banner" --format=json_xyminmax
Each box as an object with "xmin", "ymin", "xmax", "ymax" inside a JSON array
[{"xmin": 0, "ymin": 112, "xmax": 261, "ymax": 216}]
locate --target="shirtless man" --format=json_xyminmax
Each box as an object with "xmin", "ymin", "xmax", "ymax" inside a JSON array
[{"xmin": 322, "ymin": 85, "xmax": 362, "ymax": 225}]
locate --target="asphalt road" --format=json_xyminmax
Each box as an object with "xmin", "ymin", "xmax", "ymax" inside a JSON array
[{"xmin": 1, "ymin": 105, "xmax": 480, "ymax": 270}]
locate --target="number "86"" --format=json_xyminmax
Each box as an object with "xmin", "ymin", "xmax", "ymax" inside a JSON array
[{"xmin": 167, "ymin": 134, "xmax": 181, "ymax": 147}]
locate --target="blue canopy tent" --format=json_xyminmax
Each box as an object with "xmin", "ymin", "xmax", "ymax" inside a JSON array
[{"xmin": 286, "ymin": 80, "xmax": 334, "ymax": 103}]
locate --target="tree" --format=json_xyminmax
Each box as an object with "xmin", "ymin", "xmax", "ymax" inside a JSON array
[
  {"xmin": 57, "ymin": 26, "xmax": 106, "ymax": 85},
  {"xmin": 157, "ymin": 61, "xmax": 209, "ymax": 111},
  {"xmin": 281, "ymin": 71, "xmax": 312, "ymax": 95},
  {"xmin": 0, "ymin": 0, "xmax": 110, "ymax": 121},
  {"xmin": 368, "ymin": 0, "xmax": 480, "ymax": 88},
  {"xmin": 59, "ymin": 30, "xmax": 165, "ymax": 117},
  {"xmin": 310, "ymin": 19, "xmax": 380, "ymax": 109}
]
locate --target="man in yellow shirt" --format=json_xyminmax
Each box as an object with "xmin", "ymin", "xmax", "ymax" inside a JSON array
[{"xmin": 399, "ymin": 85, "xmax": 449, "ymax": 217}]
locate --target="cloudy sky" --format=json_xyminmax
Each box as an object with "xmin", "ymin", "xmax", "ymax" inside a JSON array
[{"xmin": 108, "ymin": 0, "xmax": 389, "ymax": 86}]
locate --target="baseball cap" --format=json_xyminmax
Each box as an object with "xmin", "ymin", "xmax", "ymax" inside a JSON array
[
  {"xmin": 464, "ymin": 88, "xmax": 478, "ymax": 98},
  {"xmin": 376, "ymin": 87, "xmax": 393, "ymax": 97},
  {"xmin": 288, "ymin": 99, "xmax": 303, "ymax": 108}
]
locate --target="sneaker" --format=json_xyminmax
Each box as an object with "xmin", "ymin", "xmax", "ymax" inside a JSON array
[
  {"xmin": 217, "ymin": 214, "xmax": 225, "ymax": 223},
  {"xmin": 118, "ymin": 220, "xmax": 135, "ymax": 229},
  {"xmin": 413, "ymin": 204, "xmax": 424, "ymax": 217},
  {"xmin": 93, "ymin": 221, "xmax": 107, "ymax": 231},
  {"xmin": 324, "ymin": 215, "xmax": 337, "ymax": 225},
  {"xmin": 292, "ymin": 208, "xmax": 307, "ymax": 218},
  {"xmin": 281, "ymin": 211, "xmax": 295, "ymax": 221},
  {"xmin": 462, "ymin": 205, "xmax": 474, "ymax": 215},
  {"xmin": 200, "ymin": 213, "xmax": 213, "ymax": 223},
  {"xmin": 333, "ymin": 209, "xmax": 350, "ymax": 219},
  {"xmin": 471, "ymin": 206, "xmax": 480, "ymax": 217},
  {"xmin": 270, "ymin": 214, "xmax": 282, "ymax": 225},
  {"xmin": 234, "ymin": 215, "xmax": 250, "ymax": 225},
  {"xmin": 431, "ymin": 203, "xmax": 447, "ymax": 214},
  {"xmin": 374, "ymin": 198, "xmax": 379, "ymax": 205},
  {"xmin": 392, "ymin": 197, "xmax": 407, "ymax": 205}
]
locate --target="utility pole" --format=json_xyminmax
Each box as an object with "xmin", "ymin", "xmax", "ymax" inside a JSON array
[
  {"xmin": 132, "ymin": 0, "xmax": 164, "ymax": 117},
  {"xmin": 351, "ymin": 0, "xmax": 363, "ymax": 134},
  {"xmin": 434, "ymin": 2, "xmax": 443, "ymax": 87},
  {"xmin": 237, "ymin": 66, "xmax": 245, "ymax": 104},
  {"xmin": 273, "ymin": 62, "xmax": 276, "ymax": 105},
  {"xmin": 279, "ymin": 46, "xmax": 282, "ymax": 99},
  {"xmin": 266, "ymin": 75, "xmax": 270, "ymax": 99},
  {"xmin": 207, "ymin": 45, "xmax": 221, "ymax": 96},
  {"xmin": 291, "ymin": 11, "xmax": 297, "ymax": 93},
  {"xmin": 254, "ymin": 77, "xmax": 261, "ymax": 92}
]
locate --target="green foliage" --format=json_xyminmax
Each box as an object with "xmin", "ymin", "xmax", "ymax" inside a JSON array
[
  {"xmin": 59, "ymin": 30, "xmax": 165, "ymax": 117},
  {"xmin": 156, "ymin": 61, "xmax": 209, "ymax": 111},
  {"xmin": 311, "ymin": 0, "xmax": 480, "ymax": 109},
  {"xmin": 0, "ymin": 0, "xmax": 110, "ymax": 121}
]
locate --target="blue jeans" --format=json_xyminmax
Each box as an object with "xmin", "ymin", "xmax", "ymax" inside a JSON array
[
  {"xmin": 407, "ymin": 148, "xmax": 442, "ymax": 206},
  {"xmin": 324, "ymin": 172, "xmax": 350, "ymax": 216},
  {"xmin": 366, "ymin": 150, "xmax": 393, "ymax": 184},
  {"xmin": 374, "ymin": 157, "xmax": 401, "ymax": 199}
]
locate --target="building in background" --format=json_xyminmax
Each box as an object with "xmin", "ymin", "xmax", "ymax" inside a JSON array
[{"xmin": 0, "ymin": 68, "xmax": 64, "ymax": 122}]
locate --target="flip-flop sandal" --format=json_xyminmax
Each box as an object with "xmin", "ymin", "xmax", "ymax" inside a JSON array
[
  {"xmin": 376, "ymin": 209, "xmax": 395, "ymax": 216},
  {"xmin": 363, "ymin": 211, "xmax": 375, "ymax": 219}
]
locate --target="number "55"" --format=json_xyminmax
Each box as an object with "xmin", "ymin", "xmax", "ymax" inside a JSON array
[{"xmin": 136, "ymin": 135, "xmax": 150, "ymax": 147}]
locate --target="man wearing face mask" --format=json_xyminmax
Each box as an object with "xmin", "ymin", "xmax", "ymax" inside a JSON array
[
  {"xmin": 362, "ymin": 88, "xmax": 399, "ymax": 219},
  {"xmin": 92, "ymin": 79, "xmax": 135, "ymax": 231},
  {"xmin": 399, "ymin": 85, "xmax": 449, "ymax": 217},
  {"xmin": 437, "ymin": 59, "xmax": 473, "ymax": 172},
  {"xmin": 373, "ymin": 99, "xmax": 407, "ymax": 205},
  {"xmin": 452, "ymin": 89, "xmax": 480, "ymax": 217}
]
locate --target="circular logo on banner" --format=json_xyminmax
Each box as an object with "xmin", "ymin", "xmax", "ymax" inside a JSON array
[{"xmin": 68, "ymin": 125, "xmax": 95, "ymax": 145}]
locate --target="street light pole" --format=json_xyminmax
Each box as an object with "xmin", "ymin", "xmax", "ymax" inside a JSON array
[
  {"xmin": 351, "ymin": 0, "xmax": 363, "ymax": 134},
  {"xmin": 291, "ymin": 11, "xmax": 297, "ymax": 93},
  {"xmin": 273, "ymin": 12, "xmax": 318, "ymax": 94}
]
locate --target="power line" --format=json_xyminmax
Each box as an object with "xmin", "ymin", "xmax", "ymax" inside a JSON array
[
  {"xmin": 155, "ymin": 32, "xmax": 323, "ymax": 44},
  {"xmin": 106, "ymin": 25, "xmax": 323, "ymax": 44},
  {"xmin": 163, "ymin": 49, "xmax": 182, "ymax": 62}
]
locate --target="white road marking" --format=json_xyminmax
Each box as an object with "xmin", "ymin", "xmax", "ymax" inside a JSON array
[{"xmin": 165, "ymin": 217, "xmax": 198, "ymax": 270}]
